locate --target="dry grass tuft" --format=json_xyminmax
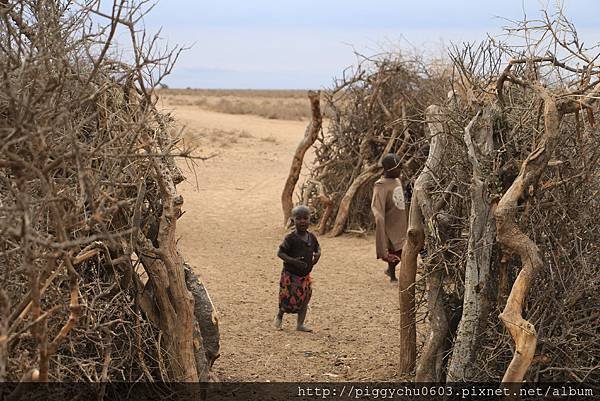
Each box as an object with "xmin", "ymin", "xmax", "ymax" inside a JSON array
[
  {"xmin": 184, "ymin": 128, "xmax": 254, "ymax": 148},
  {"xmin": 260, "ymin": 135, "xmax": 278, "ymax": 144}
]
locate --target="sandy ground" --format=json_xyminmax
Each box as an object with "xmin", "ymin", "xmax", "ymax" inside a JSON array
[{"xmin": 161, "ymin": 100, "xmax": 410, "ymax": 382}]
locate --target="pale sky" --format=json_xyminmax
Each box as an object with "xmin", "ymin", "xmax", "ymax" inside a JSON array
[{"xmin": 139, "ymin": 0, "xmax": 599, "ymax": 89}]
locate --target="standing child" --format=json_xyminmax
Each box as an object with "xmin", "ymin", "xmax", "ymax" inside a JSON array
[
  {"xmin": 275, "ymin": 205, "xmax": 321, "ymax": 332},
  {"xmin": 371, "ymin": 153, "xmax": 408, "ymax": 282}
]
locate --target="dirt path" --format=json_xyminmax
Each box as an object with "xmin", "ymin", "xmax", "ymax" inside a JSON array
[{"xmin": 164, "ymin": 103, "xmax": 406, "ymax": 382}]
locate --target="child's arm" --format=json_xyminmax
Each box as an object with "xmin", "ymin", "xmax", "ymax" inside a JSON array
[
  {"xmin": 277, "ymin": 250, "xmax": 307, "ymax": 268},
  {"xmin": 278, "ymin": 236, "xmax": 307, "ymax": 269},
  {"xmin": 312, "ymin": 235, "xmax": 321, "ymax": 265}
]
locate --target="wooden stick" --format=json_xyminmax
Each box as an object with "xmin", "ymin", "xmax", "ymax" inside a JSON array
[{"xmin": 399, "ymin": 104, "xmax": 448, "ymax": 374}]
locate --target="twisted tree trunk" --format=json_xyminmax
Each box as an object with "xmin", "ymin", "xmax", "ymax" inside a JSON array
[
  {"xmin": 329, "ymin": 164, "xmax": 380, "ymax": 236},
  {"xmin": 282, "ymin": 90, "xmax": 322, "ymax": 226},
  {"xmin": 137, "ymin": 148, "xmax": 201, "ymax": 382},
  {"xmin": 447, "ymin": 107, "xmax": 497, "ymax": 381},
  {"xmin": 494, "ymin": 88, "xmax": 561, "ymax": 392},
  {"xmin": 399, "ymin": 105, "xmax": 447, "ymax": 374}
]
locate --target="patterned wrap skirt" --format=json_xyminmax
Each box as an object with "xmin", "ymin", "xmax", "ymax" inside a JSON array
[{"xmin": 279, "ymin": 270, "xmax": 312, "ymax": 313}]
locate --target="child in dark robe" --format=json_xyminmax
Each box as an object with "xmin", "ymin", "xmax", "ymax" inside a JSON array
[
  {"xmin": 275, "ymin": 205, "xmax": 321, "ymax": 332},
  {"xmin": 371, "ymin": 153, "xmax": 408, "ymax": 282}
]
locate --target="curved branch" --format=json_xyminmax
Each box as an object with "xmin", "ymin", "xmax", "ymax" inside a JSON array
[{"xmin": 494, "ymin": 87, "xmax": 561, "ymax": 389}]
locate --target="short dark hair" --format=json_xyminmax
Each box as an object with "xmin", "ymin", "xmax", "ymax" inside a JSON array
[
  {"xmin": 291, "ymin": 205, "xmax": 310, "ymax": 217},
  {"xmin": 381, "ymin": 153, "xmax": 401, "ymax": 171}
]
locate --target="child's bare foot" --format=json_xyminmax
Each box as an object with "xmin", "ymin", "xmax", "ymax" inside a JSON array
[
  {"xmin": 274, "ymin": 316, "xmax": 283, "ymax": 330},
  {"xmin": 296, "ymin": 324, "xmax": 313, "ymax": 332}
]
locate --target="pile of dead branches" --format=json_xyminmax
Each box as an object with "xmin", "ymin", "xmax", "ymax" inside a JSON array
[
  {"xmin": 298, "ymin": 6, "xmax": 599, "ymax": 385},
  {"xmin": 401, "ymin": 10, "xmax": 600, "ymax": 384},
  {"xmin": 302, "ymin": 54, "xmax": 451, "ymax": 236},
  {"xmin": 0, "ymin": 0, "xmax": 218, "ymax": 383},
  {"xmin": 457, "ymin": 31, "xmax": 600, "ymax": 382}
]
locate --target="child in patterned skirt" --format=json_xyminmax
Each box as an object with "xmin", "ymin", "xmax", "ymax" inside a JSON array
[{"xmin": 275, "ymin": 205, "xmax": 321, "ymax": 332}]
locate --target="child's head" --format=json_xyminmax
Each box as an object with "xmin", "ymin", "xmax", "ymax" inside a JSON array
[
  {"xmin": 382, "ymin": 153, "xmax": 402, "ymax": 178},
  {"xmin": 291, "ymin": 205, "xmax": 311, "ymax": 232}
]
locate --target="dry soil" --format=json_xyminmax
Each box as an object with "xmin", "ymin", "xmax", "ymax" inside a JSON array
[{"xmin": 162, "ymin": 97, "xmax": 410, "ymax": 382}]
